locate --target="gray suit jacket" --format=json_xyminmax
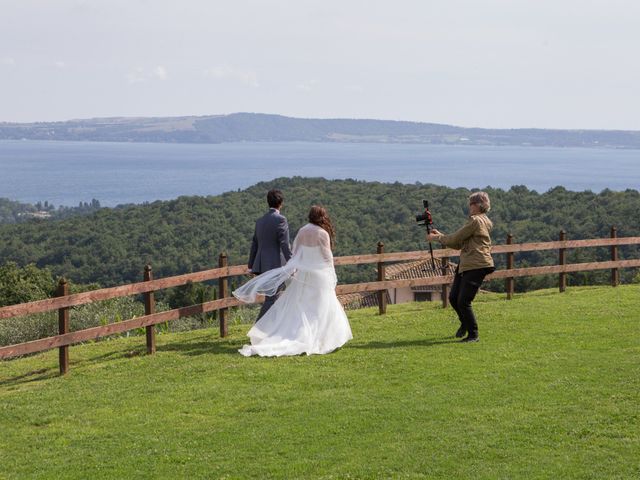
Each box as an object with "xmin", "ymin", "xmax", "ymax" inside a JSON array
[{"xmin": 248, "ymin": 208, "xmax": 293, "ymax": 274}]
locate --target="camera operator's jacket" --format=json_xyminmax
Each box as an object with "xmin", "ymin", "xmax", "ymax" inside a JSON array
[{"xmin": 436, "ymin": 213, "xmax": 494, "ymax": 273}]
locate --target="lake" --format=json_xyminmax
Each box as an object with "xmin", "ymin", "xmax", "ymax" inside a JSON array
[{"xmin": 0, "ymin": 140, "xmax": 638, "ymax": 207}]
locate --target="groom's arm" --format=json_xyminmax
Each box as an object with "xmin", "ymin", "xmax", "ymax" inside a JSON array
[
  {"xmin": 277, "ymin": 217, "xmax": 292, "ymax": 262},
  {"xmin": 248, "ymin": 228, "xmax": 258, "ymax": 270}
]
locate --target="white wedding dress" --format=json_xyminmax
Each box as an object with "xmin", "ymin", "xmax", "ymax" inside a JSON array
[{"xmin": 233, "ymin": 223, "xmax": 353, "ymax": 357}]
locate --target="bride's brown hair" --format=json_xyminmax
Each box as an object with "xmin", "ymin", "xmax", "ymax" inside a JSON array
[{"xmin": 308, "ymin": 205, "xmax": 335, "ymax": 248}]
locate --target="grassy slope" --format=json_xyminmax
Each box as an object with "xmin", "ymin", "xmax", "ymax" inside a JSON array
[{"xmin": 1, "ymin": 286, "xmax": 639, "ymax": 479}]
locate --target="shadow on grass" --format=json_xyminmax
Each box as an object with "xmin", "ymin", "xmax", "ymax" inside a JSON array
[
  {"xmin": 0, "ymin": 367, "xmax": 59, "ymax": 387},
  {"xmin": 0, "ymin": 331, "xmax": 246, "ymax": 386},
  {"xmin": 157, "ymin": 339, "xmax": 241, "ymax": 356},
  {"xmin": 1, "ymin": 333, "xmax": 458, "ymax": 386},
  {"xmin": 350, "ymin": 336, "xmax": 460, "ymax": 350},
  {"xmin": 0, "ymin": 344, "xmax": 150, "ymax": 387},
  {"xmin": 147, "ymin": 328, "xmax": 244, "ymax": 356}
]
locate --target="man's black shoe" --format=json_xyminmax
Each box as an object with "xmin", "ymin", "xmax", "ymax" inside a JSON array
[
  {"xmin": 455, "ymin": 326, "xmax": 466, "ymax": 338},
  {"xmin": 461, "ymin": 336, "xmax": 479, "ymax": 343}
]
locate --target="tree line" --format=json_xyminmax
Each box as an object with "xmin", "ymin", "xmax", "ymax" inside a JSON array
[{"xmin": 1, "ymin": 177, "xmax": 639, "ymax": 297}]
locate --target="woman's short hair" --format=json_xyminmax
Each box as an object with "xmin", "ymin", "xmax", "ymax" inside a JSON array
[{"xmin": 469, "ymin": 191, "xmax": 491, "ymax": 213}]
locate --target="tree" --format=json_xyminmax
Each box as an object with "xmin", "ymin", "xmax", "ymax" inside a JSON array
[{"xmin": 0, "ymin": 262, "xmax": 56, "ymax": 307}]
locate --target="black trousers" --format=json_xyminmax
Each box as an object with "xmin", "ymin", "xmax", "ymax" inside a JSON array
[
  {"xmin": 449, "ymin": 266, "xmax": 494, "ymax": 338},
  {"xmin": 256, "ymin": 283, "xmax": 284, "ymax": 321}
]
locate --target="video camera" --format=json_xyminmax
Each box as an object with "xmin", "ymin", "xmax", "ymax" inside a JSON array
[
  {"xmin": 415, "ymin": 200, "xmax": 433, "ymax": 230},
  {"xmin": 415, "ymin": 200, "xmax": 436, "ymax": 269}
]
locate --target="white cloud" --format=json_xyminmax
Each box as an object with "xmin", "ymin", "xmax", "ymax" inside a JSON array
[
  {"xmin": 1, "ymin": 57, "xmax": 16, "ymax": 66},
  {"xmin": 153, "ymin": 65, "xmax": 167, "ymax": 80},
  {"xmin": 125, "ymin": 67, "xmax": 146, "ymax": 84},
  {"xmin": 203, "ymin": 64, "xmax": 259, "ymax": 87},
  {"xmin": 54, "ymin": 61, "xmax": 66, "ymax": 68},
  {"xmin": 296, "ymin": 79, "xmax": 318, "ymax": 92},
  {"xmin": 125, "ymin": 65, "xmax": 167, "ymax": 84}
]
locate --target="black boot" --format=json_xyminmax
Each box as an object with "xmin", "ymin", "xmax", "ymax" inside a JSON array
[
  {"xmin": 455, "ymin": 325, "xmax": 466, "ymax": 338},
  {"xmin": 461, "ymin": 334, "xmax": 479, "ymax": 343}
]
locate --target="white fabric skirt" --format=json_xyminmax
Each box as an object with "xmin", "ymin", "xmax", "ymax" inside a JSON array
[{"xmin": 238, "ymin": 269, "xmax": 352, "ymax": 357}]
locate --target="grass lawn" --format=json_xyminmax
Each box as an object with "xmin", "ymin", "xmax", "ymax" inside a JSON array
[{"xmin": 1, "ymin": 285, "xmax": 639, "ymax": 479}]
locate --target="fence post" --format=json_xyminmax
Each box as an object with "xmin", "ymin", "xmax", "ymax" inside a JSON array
[
  {"xmin": 218, "ymin": 252, "xmax": 228, "ymax": 337},
  {"xmin": 506, "ymin": 233, "xmax": 514, "ymax": 300},
  {"xmin": 377, "ymin": 242, "xmax": 387, "ymax": 315},
  {"xmin": 56, "ymin": 278, "xmax": 70, "ymax": 375},
  {"xmin": 559, "ymin": 230, "xmax": 566, "ymax": 293},
  {"xmin": 441, "ymin": 256, "xmax": 449, "ymax": 308},
  {"xmin": 143, "ymin": 265, "xmax": 156, "ymax": 354},
  {"xmin": 611, "ymin": 226, "xmax": 619, "ymax": 287}
]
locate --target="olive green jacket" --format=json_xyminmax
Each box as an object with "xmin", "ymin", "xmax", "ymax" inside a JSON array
[{"xmin": 435, "ymin": 213, "xmax": 494, "ymax": 273}]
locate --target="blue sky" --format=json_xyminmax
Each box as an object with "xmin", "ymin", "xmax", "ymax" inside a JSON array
[{"xmin": 1, "ymin": 0, "xmax": 639, "ymax": 129}]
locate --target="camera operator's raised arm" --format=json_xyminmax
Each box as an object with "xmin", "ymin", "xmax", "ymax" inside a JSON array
[{"xmin": 430, "ymin": 220, "xmax": 480, "ymax": 250}]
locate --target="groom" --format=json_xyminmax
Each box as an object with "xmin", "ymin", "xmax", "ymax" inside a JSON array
[{"xmin": 248, "ymin": 189, "xmax": 293, "ymax": 320}]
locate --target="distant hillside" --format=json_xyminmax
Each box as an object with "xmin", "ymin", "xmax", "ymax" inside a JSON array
[{"xmin": 2, "ymin": 113, "xmax": 640, "ymax": 148}]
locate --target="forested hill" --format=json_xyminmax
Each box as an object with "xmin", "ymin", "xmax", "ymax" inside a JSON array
[
  {"xmin": 2, "ymin": 113, "xmax": 640, "ymax": 148},
  {"xmin": 1, "ymin": 178, "xmax": 638, "ymax": 288}
]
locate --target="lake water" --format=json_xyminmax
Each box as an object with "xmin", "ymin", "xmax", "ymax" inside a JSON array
[{"xmin": 0, "ymin": 140, "xmax": 638, "ymax": 207}]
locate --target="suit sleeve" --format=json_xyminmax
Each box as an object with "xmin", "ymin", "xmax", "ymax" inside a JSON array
[
  {"xmin": 438, "ymin": 218, "xmax": 478, "ymax": 249},
  {"xmin": 278, "ymin": 217, "xmax": 293, "ymax": 261},
  {"xmin": 248, "ymin": 228, "xmax": 258, "ymax": 268}
]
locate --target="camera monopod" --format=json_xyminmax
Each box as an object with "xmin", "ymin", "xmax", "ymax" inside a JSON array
[{"xmin": 415, "ymin": 200, "xmax": 436, "ymax": 270}]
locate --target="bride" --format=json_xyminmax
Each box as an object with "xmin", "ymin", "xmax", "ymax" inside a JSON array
[{"xmin": 233, "ymin": 206, "xmax": 352, "ymax": 357}]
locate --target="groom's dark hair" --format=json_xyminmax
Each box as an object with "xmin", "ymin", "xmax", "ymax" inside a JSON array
[{"xmin": 267, "ymin": 189, "xmax": 284, "ymax": 208}]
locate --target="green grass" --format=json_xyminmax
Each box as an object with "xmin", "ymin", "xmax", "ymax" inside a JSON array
[{"xmin": 1, "ymin": 286, "xmax": 639, "ymax": 479}]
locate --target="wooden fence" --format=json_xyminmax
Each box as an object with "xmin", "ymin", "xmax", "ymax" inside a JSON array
[{"xmin": 1, "ymin": 228, "xmax": 639, "ymax": 374}]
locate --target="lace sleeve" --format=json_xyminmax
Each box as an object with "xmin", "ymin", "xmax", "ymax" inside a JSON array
[{"xmin": 318, "ymin": 229, "xmax": 333, "ymax": 263}]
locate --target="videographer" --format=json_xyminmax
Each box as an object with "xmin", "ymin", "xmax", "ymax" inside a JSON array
[{"xmin": 427, "ymin": 191, "xmax": 494, "ymax": 343}]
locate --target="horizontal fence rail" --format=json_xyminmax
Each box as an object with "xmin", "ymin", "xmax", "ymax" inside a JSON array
[
  {"xmin": 0, "ymin": 297, "xmax": 242, "ymax": 359},
  {"xmin": 334, "ymin": 259, "xmax": 640, "ymax": 294},
  {"xmin": 3, "ymin": 237, "xmax": 639, "ymax": 320},
  {"xmin": 333, "ymin": 237, "xmax": 640, "ymax": 266},
  {"xmin": 0, "ymin": 265, "xmax": 248, "ymax": 319},
  {"xmin": 1, "ymin": 232, "xmax": 639, "ymax": 368}
]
